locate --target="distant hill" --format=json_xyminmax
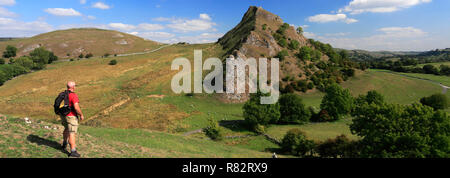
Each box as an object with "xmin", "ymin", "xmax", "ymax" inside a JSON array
[
  {"xmin": 218, "ymin": 6, "xmax": 357, "ymax": 102},
  {"xmin": 339, "ymin": 48, "xmax": 450, "ymax": 62},
  {"xmin": 335, "ymin": 48, "xmax": 422, "ymax": 61},
  {"xmin": 0, "ymin": 28, "xmax": 161, "ymax": 58}
]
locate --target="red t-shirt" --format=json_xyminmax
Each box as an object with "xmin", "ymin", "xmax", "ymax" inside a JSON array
[{"xmin": 67, "ymin": 92, "xmax": 79, "ymax": 117}]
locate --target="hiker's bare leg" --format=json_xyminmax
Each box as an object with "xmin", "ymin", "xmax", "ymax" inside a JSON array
[{"xmin": 69, "ymin": 133, "xmax": 76, "ymax": 150}]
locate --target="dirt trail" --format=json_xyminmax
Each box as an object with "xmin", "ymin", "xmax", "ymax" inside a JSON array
[{"xmin": 85, "ymin": 97, "xmax": 131, "ymax": 122}]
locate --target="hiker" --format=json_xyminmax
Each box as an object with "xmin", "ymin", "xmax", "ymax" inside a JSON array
[{"xmin": 56, "ymin": 81, "xmax": 84, "ymax": 158}]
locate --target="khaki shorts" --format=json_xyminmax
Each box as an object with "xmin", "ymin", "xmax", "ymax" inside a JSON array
[{"xmin": 61, "ymin": 116, "xmax": 79, "ymax": 133}]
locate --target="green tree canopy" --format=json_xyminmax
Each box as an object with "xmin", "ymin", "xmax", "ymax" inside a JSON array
[
  {"xmin": 279, "ymin": 94, "xmax": 311, "ymax": 124},
  {"xmin": 320, "ymin": 83, "xmax": 354, "ymax": 121},
  {"xmin": 243, "ymin": 91, "xmax": 281, "ymax": 131},
  {"xmin": 3, "ymin": 45, "xmax": 17, "ymax": 58},
  {"xmin": 420, "ymin": 94, "xmax": 449, "ymax": 110}
]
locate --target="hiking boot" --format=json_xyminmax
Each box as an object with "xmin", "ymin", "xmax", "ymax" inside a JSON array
[
  {"xmin": 69, "ymin": 151, "xmax": 81, "ymax": 158},
  {"xmin": 61, "ymin": 142, "xmax": 67, "ymax": 150}
]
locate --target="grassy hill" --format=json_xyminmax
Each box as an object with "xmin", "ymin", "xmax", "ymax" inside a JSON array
[{"xmin": 0, "ymin": 28, "xmax": 162, "ymax": 58}]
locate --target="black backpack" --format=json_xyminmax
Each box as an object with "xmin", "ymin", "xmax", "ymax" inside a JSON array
[{"xmin": 54, "ymin": 90, "xmax": 72, "ymax": 116}]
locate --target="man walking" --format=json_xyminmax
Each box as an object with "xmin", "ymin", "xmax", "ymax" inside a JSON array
[{"xmin": 61, "ymin": 81, "xmax": 84, "ymax": 158}]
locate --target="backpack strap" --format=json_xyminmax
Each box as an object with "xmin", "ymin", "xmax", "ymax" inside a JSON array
[{"xmin": 64, "ymin": 90, "xmax": 71, "ymax": 106}]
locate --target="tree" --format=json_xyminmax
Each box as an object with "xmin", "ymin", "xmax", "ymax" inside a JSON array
[
  {"xmin": 203, "ymin": 118, "xmax": 223, "ymax": 141},
  {"xmin": 243, "ymin": 91, "xmax": 281, "ymax": 131},
  {"xmin": 288, "ymin": 40, "xmax": 300, "ymax": 50},
  {"xmin": 423, "ymin": 64, "xmax": 439, "ymax": 75},
  {"xmin": 279, "ymin": 94, "xmax": 311, "ymax": 124},
  {"xmin": 296, "ymin": 27, "xmax": 303, "ymax": 35},
  {"xmin": 48, "ymin": 52, "xmax": 58, "ymax": 64},
  {"xmin": 0, "ymin": 58, "xmax": 5, "ymax": 65},
  {"xmin": 79, "ymin": 54, "xmax": 84, "ymax": 59},
  {"xmin": 320, "ymin": 83, "xmax": 354, "ymax": 121},
  {"xmin": 29, "ymin": 47, "xmax": 51, "ymax": 69},
  {"xmin": 281, "ymin": 129, "xmax": 316, "ymax": 157},
  {"xmin": 351, "ymin": 103, "xmax": 450, "ymax": 158},
  {"xmin": 3, "ymin": 45, "xmax": 17, "ymax": 58},
  {"xmin": 317, "ymin": 135, "xmax": 357, "ymax": 158},
  {"xmin": 420, "ymin": 94, "xmax": 449, "ymax": 110},
  {"xmin": 298, "ymin": 46, "xmax": 312, "ymax": 61},
  {"xmin": 14, "ymin": 56, "xmax": 33, "ymax": 70},
  {"xmin": 275, "ymin": 50, "xmax": 289, "ymax": 61}
]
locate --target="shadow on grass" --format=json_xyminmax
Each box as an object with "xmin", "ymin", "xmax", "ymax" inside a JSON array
[
  {"xmin": 219, "ymin": 120, "xmax": 249, "ymax": 132},
  {"xmin": 27, "ymin": 135, "xmax": 69, "ymax": 155}
]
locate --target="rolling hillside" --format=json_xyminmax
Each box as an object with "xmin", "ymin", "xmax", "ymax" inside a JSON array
[
  {"xmin": 0, "ymin": 28, "xmax": 162, "ymax": 58},
  {"xmin": 0, "ymin": 6, "xmax": 447, "ymax": 158}
]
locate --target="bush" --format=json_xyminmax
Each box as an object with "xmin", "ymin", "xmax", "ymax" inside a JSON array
[
  {"xmin": 279, "ymin": 94, "xmax": 311, "ymax": 124},
  {"xmin": 30, "ymin": 47, "xmax": 51, "ymax": 69},
  {"xmin": 85, "ymin": 53, "xmax": 93, "ymax": 59},
  {"xmin": 275, "ymin": 50, "xmax": 289, "ymax": 61},
  {"xmin": 297, "ymin": 46, "xmax": 312, "ymax": 61},
  {"xmin": 320, "ymin": 83, "xmax": 354, "ymax": 121},
  {"xmin": 3, "ymin": 45, "xmax": 17, "ymax": 58},
  {"xmin": 262, "ymin": 24, "xmax": 267, "ymax": 30},
  {"xmin": 288, "ymin": 40, "xmax": 300, "ymax": 50},
  {"xmin": 423, "ymin": 65, "xmax": 439, "ymax": 75},
  {"xmin": 0, "ymin": 58, "xmax": 5, "ymax": 65},
  {"xmin": 104, "ymin": 53, "xmax": 110, "ymax": 58},
  {"xmin": 281, "ymin": 129, "xmax": 316, "ymax": 157},
  {"xmin": 203, "ymin": 118, "xmax": 223, "ymax": 141},
  {"xmin": 109, "ymin": 59, "xmax": 118, "ymax": 65},
  {"xmin": 243, "ymin": 92, "xmax": 281, "ymax": 131},
  {"xmin": 351, "ymin": 103, "xmax": 450, "ymax": 158},
  {"xmin": 14, "ymin": 56, "xmax": 33, "ymax": 70},
  {"xmin": 79, "ymin": 54, "xmax": 84, "ymax": 59},
  {"xmin": 420, "ymin": 94, "xmax": 449, "ymax": 110},
  {"xmin": 317, "ymin": 135, "xmax": 355, "ymax": 158}
]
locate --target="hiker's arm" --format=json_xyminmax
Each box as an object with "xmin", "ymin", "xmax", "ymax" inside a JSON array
[{"xmin": 74, "ymin": 102, "xmax": 84, "ymax": 121}]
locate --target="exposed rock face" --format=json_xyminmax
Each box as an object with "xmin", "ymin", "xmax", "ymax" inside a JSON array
[
  {"xmin": 22, "ymin": 44, "xmax": 41, "ymax": 53},
  {"xmin": 217, "ymin": 6, "xmax": 311, "ymax": 103},
  {"xmin": 115, "ymin": 39, "xmax": 128, "ymax": 45}
]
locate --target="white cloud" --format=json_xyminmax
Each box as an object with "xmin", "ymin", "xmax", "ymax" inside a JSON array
[
  {"xmin": 307, "ymin": 27, "xmax": 438, "ymax": 51},
  {"xmin": 0, "ymin": 6, "xmax": 16, "ymax": 17},
  {"xmin": 92, "ymin": 2, "xmax": 111, "ymax": 10},
  {"xmin": 339, "ymin": 0, "xmax": 432, "ymax": 14},
  {"xmin": 108, "ymin": 22, "xmax": 165, "ymax": 31},
  {"xmin": 45, "ymin": 8, "xmax": 82, "ymax": 16},
  {"xmin": 166, "ymin": 14, "xmax": 216, "ymax": 32},
  {"xmin": 80, "ymin": 0, "xmax": 87, "ymax": 5},
  {"xmin": 138, "ymin": 31, "xmax": 176, "ymax": 39},
  {"xmin": 136, "ymin": 23, "xmax": 164, "ymax": 31},
  {"xmin": 0, "ymin": 0, "xmax": 15, "ymax": 6},
  {"xmin": 0, "ymin": 17, "xmax": 53, "ymax": 37},
  {"xmin": 87, "ymin": 15, "xmax": 96, "ymax": 20},
  {"xmin": 199, "ymin": 13, "xmax": 211, "ymax": 21},
  {"xmin": 307, "ymin": 13, "xmax": 358, "ymax": 24},
  {"xmin": 108, "ymin": 23, "xmax": 135, "ymax": 31}
]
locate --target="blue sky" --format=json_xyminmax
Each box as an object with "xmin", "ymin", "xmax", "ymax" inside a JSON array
[{"xmin": 0, "ymin": 0, "xmax": 449, "ymax": 51}]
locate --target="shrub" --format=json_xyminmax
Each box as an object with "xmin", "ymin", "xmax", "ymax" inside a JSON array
[
  {"xmin": 296, "ymin": 27, "xmax": 303, "ymax": 34},
  {"xmin": 30, "ymin": 47, "xmax": 52, "ymax": 69},
  {"xmin": 351, "ymin": 103, "xmax": 450, "ymax": 158},
  {"xmin": 262, "ymin": 24, "xmax": 267, "ymax": 30},
  {"xmin": 279, "ymin": 94, "xmax": 311, "ymax": 124},
  {"xmin": 203, "ymin": 118, "xmax": 224, "ymax": 141},
  {"xmin": 79, "ymin": 54, "xmax": 84, "ymax": 59},
  {"xmin": 420, "ymin": 94, "xmax": 449, "ymax": 110},
  {"xmin": 104, "ymin": 53, "xmax": 110, "ymax": 58},
  {"xmin": 423, "ymin": 64, "xmax": 439, "ymax": 75},
  {"xmin": 288, "ymin": 40, "xmax": 300, "ymax": 50},
  {"xmin": 0, "ymin": 58, "xmax": 5, "ymax": 65},
  {"xmin": 278, "ymin": 38, "xmax": 288, "ymax": 48},
  {"xmin": 243, "ymin": 92, "xmax": 280, "ymax": 131},
  {"xmin": 14, "ymin": 56, "xmax": 33, "ymax": 70},
  {"xmin": 317, "ymin": 135, "xmax": 354, "ymax": 158},
  {"xmin": 297, "ymin": 46, "xmax": 312, "ymax": 61},
  {"xmin": 320, "ymin": 83, "xmax": 354, "ymax": 121},
  {"xmin": 85, "ymin": 53, "xmax": 93, "ymax": 59},
  {"xmin": 109, "ymin": 59, "xmax": 118, "ymax": 65},
  {"xmin": 281, "ymin": 129, "xmax": 316, "ymax": 157},
  {"xmin": 275, "ymin": 50, "xmax": 289, "ymax": 61},
  {"xmin": 3, "ymin": 45, "xmax": 17, "ymax": 58}
]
